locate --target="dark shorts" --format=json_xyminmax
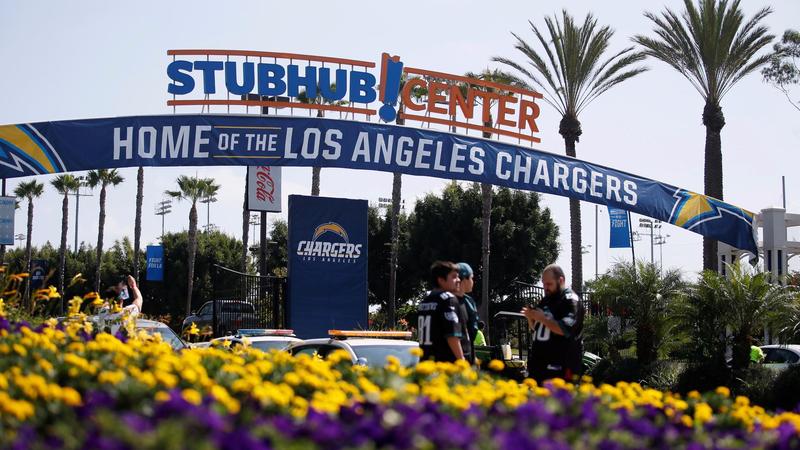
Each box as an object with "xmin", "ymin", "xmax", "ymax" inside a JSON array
[{"xmin": 527, "ymin": 360, "xmax": 577, "ymax": 383}]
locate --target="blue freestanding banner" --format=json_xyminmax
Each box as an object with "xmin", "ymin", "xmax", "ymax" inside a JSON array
[
  {"xmin": 146, "ymin": 245, "xmax": 164, "ymax": 281},
  {"xmin": 287, "ymin": 195, "xmax": 369, "ymax": 338}
]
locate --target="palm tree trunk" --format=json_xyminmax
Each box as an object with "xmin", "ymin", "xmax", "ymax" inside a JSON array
[
  {"xmin": 133, "ymin": 166, "xmax": 144, "ymax": 280},
  {"xmin": 186, "ymin": 203, "xmax": 199, "ymax": 315},
  {"xmin": 388, "ymin": 171, "xmax": 402, "ymax": 327},
  {"xmin": 59, "ymin": 193, "xmax": 69, "ymax": 298},
  {"xmin": 703, "ymin": 102, "xmax": 725, "ymax": 272},
  {"xmin": 94, "ymin": 185, "xmax": 107, "ymax": 293},
  {"xmin": 560, "ymin": 115, "xmax": 583, "ymax": 293},
  {"xmin": 241, "ymin": 176, "xmax": 250, "ymax": 272},
  {"xmin": 480, "ymin": 124, "xmax": 494, "ymax": 339},
  {"xmin": 24, "ymin": 199, "xmax": 33, "ymax": 308},
  {"xmin": 311, "ymin": 109, "xmax": 324, "ymax": 196},
  {"xmin": 311, "ymin": 168, "xmax": 321, "ymax": 196}
]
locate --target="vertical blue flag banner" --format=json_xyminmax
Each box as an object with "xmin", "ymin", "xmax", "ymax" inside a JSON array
[
  {"xmin": 288, "ymin": 195, "xmax": 368, "ymax": 338},
  {"xmin": 609, "ymin": 207, "xmax": 632, "ymax": 248},
  {"xmin": 0, "ymin": 114, "xmax": 757, "ymax": 253},
  {"xmin": 146, "ymin": 245, "xmax": 164, "ymax": 281},
  {"xmin": 0, "ymin": 197, "xmax": 15, "ymax": 246}
]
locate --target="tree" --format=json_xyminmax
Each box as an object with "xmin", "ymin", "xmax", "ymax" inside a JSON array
[
  {"xmin": 407, "ymin": 182, "xmax": 559, "ymax": 306},
  {"xmin": 634, "ymin": 0, "xmax": 774, "ymax": 271},
  {"xmin": 388, "ymin": 76, "xmax": 426, "ymax": 327},
  {"xmin": 241, "ymin": 177, "xmax": 250, "ymax": 272},
  {"xmin": 13, "ymin": 180, "xmax": 44, "ymax": 305},
  {"xmin": 711, "ymin": 263, "xmax": 796, "ymax": 370},
  {"xmin": 296, "ymin": 84, "xmax": 347, "ymax": 196},
  {"xmin": 762, "ymin": 29, "xmax": 800, "ymax": 112},
  {"xmin": 495, "ymin": 11, "xmax": 647, "ymax": 291},
  {"xmin": 50, "ymin": 174, "xmax": 81, "ymax": 298},
  {"xmin": 462, "ymin": 69, "xmax": 518, "ymax": 334},
  {"xmin": 165, "ymin": 175, "xmax": 220, "ymax": 315},
  {"xmin": 133, "ymin": 167, "xmax": 144, "ymax": 280},
  {"xmin": 87, "ymin": 169, "xmax": 124, "ymax": 292},
  {"xmin": 589, "ymin": 261, "xmax": 684, "ymax": 367}
]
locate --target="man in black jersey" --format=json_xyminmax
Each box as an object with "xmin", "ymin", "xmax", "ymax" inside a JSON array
[
  {"xmin": 522, "ymin": 264, "xmax": 584, "ymax": 382},
  {"xmin": 416, "ymin": 261, "xmax": 466, "ymax": 362}
]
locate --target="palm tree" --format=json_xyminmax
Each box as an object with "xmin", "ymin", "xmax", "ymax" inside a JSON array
[
  {"xmin": 13, "ymin": 180, "xmax": 44, "ymax": 306},
  {"xmin": 495, "ymin": 11, "xmax": 647, "ymax": 292},
  {"xmin": 87, "ymin": 169, "xmax": 124, "ymax": 292},
  {"xmin": 133, "ymin": 166, "xmax": 144, "ymax": 280},
  {"xmin": 241, "ymin": 176, "xmax": 250, "ymax": 272},
  {"xmin": 297, "ymin": 84, "xmax": 347, "ymax": 196},
  {"xmin": 634, "ymin": 0, "xmax": 774, "ymax": 271},
  {"xmin": 50, "ymin": 174, "xmax": 81, "ymax": 298},
  {"xmin": 388, "ymin": 76, "xmax": 426, "ymax": 327},
  {"xmin": 166, "ymin": 175, "xmax": 220, "ymax": 315},
  {"xmin": 463, "ymin": 69, "xmax": 518, "ymax": 331},
  {"xmin": 590, "ymin": 261, "xmax": 684, "ymax": 366}
]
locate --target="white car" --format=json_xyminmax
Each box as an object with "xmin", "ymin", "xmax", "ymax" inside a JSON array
[
  {"xmin": 209, "ymin": 329, "xmax": 301, "ymax": 352},
  {"xmin": 287, "ymin": 331, "xmax": 420, "ymax": 368},
  {"xmin": 761, "ymin": 345, "xmax": 800, "ymax": 371}
]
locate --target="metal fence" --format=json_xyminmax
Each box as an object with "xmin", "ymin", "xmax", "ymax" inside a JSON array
[
  {"xmin": 211, "ymin": 264, "xmax": 287, "ymax": 337},
  {"xmin": 506, "ymin": 281, "xmax": 599, "ymax": 316}
]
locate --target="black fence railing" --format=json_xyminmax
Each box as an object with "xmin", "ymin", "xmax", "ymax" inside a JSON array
[
  {"xmin": 505, "ymin": 281, "xmax": 600, "ymax": 316},
  {"xmin": 211, "ymin": 264, "xmax": 287, "ymax": 337}
]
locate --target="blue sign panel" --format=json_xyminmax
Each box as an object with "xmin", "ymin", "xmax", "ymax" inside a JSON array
[
  {"xmin": 609, "ymin": 207, "xmax": 632, "ymax": 249},
  {"xmin": 288, "ymin": 195, "xmax": 368, "ymax": 338},
  {"xmin": 146, "ymin": 245, "xmax": 164, "ymax": 281},
  {"xmin": 30, "ymin": 259, "xmax": 48, "ymax": 290},
  {"xmin": 0, "ymin": 114, "xmax": 757, "ymax": 253}
]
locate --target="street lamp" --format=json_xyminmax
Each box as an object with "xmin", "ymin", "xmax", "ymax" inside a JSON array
[
  {"xmin": 72, "ymin": 176, "xmax": 92, "ymax": 252},
  {"xmin": 14, "ymin": 233, "xmax": 25, "ymax": 246}
]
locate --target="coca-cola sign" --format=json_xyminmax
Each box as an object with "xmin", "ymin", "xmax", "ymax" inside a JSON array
[{"xmin": 247, "ymin": 166, "xmax": 281, "ymax": 212}]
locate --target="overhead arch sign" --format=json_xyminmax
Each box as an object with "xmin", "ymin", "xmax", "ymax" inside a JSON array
[{"xmin": 0, "ymin": 49, "xmax": 758, "ymax": 254}]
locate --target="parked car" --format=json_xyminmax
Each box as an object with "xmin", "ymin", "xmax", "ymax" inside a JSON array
[
  {"xmin": 182, "ymin": 300, "xmax": 259, "ymax": 336},
  {"xmin": 210, "ymin": 329, "xmax": 301, "ymax": 352},
  {"xmin": 287, "ymin": 330, "xmax": 420, "ymax": 368},
  {"xmin": 761, "ymin": 345, "xmax": 800, "ymax": 371},
  {"xmin": 63, "ymin": 315, "xmax": 189, "ymax": 351}
]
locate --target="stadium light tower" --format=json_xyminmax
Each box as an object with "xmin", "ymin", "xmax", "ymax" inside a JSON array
[
  {"xmin": 155, "ymin": 199, "xmax": 173, "ymax": 239},
  {"xmin": 638, "ymin": 218, "xmax": 662, "ymax": 265}
]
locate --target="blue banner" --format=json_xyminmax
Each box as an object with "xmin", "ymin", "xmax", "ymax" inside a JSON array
[
  {"xmin": 288, "ymin": 195, "xmax": 368, "ymax": 338},
  {"xmin": 0, "ymin": 114, "xmax": 757, "ymax": 253},
  {"xmin": 146, "ymin": 245, "xmax": 164, "ymax": 281},
  {"xmin": 609, "ymin": 207, "xmax": 632, "ymax": 248}
]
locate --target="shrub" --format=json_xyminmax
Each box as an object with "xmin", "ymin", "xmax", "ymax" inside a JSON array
[
  {"xmin": 673, "ymin": 362, "xmax": 731, "ymax": 395},
  {"xmin": 731, "ymin": 366, "xmax": 777, "ymax": 407},
  {"xmin": 590, "ymin": 357, "xmax": 643, "ymax": 384},
  {"xmin": 770, "ymin": 366, "xmax": 800, "ymax": 411}
]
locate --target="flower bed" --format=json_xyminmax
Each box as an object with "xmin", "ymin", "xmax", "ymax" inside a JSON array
[{"xmin": 1, "ymin": 303, "xmax": 799, "ymax": 449}]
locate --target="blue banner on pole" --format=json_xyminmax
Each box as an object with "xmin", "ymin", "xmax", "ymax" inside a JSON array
[
  {"xmin": 609, "ymin": 207, "xmax": 632, "ymax": 248},
  {"xmin": 288, "ymin": 195, "xmax": 368, "ymax": 338},
  {"xmin": 146, "ymin": 245, "xmax": 164, "ymax": 281},
  {"xmin": 0, "ymin": 114, "xmax": 757, "ymax": 253}
]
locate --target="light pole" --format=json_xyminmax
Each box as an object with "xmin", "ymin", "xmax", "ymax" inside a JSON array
[
  {"xmin": 14, "ymin": 233, "xmax": 25, "ymax": 246},
  {"xmin": 654, "ymin": 233, "xmax": 670, "ymax": 272},
  {"xmin": 638, "ymin": 218, "xmax": 662, "ymax": 265},
  {"xmin": 200, "ymin": 193, "xmax": 218, "ymax": 230},
  {"xmin": 155, "ymin": 199, "xmax": 173, "ymax": 239},
  {"xmin": 72, "ymin": 176, "xmax": 92, "ymax": 252},
  {"xmin": 249, "ymin": 213, "xmax": 260, "ymax": 246}
]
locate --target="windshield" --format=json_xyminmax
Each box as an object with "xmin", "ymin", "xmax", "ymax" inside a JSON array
[
  {"xmin": 139, "ymin": 327, "xmax": 186, "ymax": 350},
  {"xmin": 251, "ymin": 340, "xmax": 294, "ymax": 352},
  {"xmin": 351, "ymin": 345, "xmax": 419, "ymax": 368}
]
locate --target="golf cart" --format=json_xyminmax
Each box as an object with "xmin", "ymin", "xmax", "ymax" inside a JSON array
[{"xmin": 474, "ymin": 311, "xmax": 531, "ymax": 381}]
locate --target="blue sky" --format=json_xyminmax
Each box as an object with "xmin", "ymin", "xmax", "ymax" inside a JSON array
[{"xmin": 1, "ymin": 0, "xmax": 799, "ymax": 281}]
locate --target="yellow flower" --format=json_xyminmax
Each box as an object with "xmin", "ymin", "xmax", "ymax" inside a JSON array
[
  {"xmin": 488, "ymin": 359, "xmax": 505, "ymax": 371},
  {"xmin": 0, "ymin": 298, "xmax": 5, "ymax": 317},
  {"xmin": 182, "ymin": 389, "xmax": 203, "ymax": 405},
  {"xmin": 187, "ymin": 323, "xmax": 200, "ymax": 336},
  {"xmin": 715, "ymin": 386, "xmax": 730, "ymax": 397},
  {"xmin": 409, "ymin": 347, "xmax": 423, "ymax": 357},
  {"xmin": 681, "ymin": 415, "xmax": 694, "ymax": 427},
  {"xmin": 69, "ymin": 273, "xmax": 86, "ymax": 287},
  {"xmin": 694, "ymin": 403, "xmax": 713, "ymax": 425}
]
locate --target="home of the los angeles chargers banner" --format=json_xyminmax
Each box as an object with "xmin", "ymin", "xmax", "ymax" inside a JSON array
[{"xmin": 0, "ymin": 114, "xmax": 758, "ymax": 254}]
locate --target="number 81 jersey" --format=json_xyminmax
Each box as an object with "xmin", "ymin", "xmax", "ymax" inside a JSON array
[{"xmin": 416, "ymin": 290, "xmax": 464, "ymax": 363}]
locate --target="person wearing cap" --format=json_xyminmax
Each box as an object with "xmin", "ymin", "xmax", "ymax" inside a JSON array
[{"xmin": 454, "ymin": 262, "xmax": 479, "ymax": 364}]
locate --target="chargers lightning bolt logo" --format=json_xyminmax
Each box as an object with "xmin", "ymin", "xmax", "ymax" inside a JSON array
[
  {"xmin": 0, "ymin": 124, "xmax": 66, "ymax": 175},
  {"xmin": 668, "ymin": 189, "xmax": 754, "ymax": 230},
  {"xmin": 312, "ymin": 222, "xmax": 350, "ymax": 243}
]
